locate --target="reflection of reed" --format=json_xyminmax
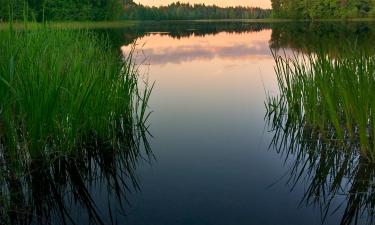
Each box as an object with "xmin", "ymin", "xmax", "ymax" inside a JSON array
[
  {"xmin": 0, "ymin": 123, "xmax": 152, "ymax": 225},
  {"xmin": 265, "ymin": 52, "xmax": 375, "ymax": 225},
  {"xmin": 0, "ymin": 28, "xmax": 154, "ymax": 225}
]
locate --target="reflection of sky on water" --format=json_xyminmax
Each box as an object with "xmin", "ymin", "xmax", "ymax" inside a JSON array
[
  {"xmin": 120, "ymin": 29, "xmax": 347, "ymax": 225},
  {"xmin": 122, "ymin": 31, "xmax": 272, "ymax": 65}
]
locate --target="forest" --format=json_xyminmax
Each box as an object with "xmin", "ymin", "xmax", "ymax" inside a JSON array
[
  {"xmin": 271, "ymin": 0, "xmax": 375, "ymax": 19},
  {"xmin": 2, "ymin": 0, "xmax": 375, "ymax": 23},
  {"xmin": 123, "ymin": 2, "xmax": 272, "ymax": 20},
  {"xmin": 0, "ymin": 0, "xmax": 271, "ymax": 21},
  {"xmin": 0, "ymin": 0, "xmax": 124, "ymax": 21}
]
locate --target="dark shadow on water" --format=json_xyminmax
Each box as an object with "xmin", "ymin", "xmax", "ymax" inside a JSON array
[
  {"xmin": 0, "ymin": 125, "xmax": 152, "ymax": 225},
  {"xmin": 94, "ymin": 21, "xmax": 273, "ymax": 47},
  {"xmin": 266, "ymin": 81, "xmax": 375, "ymax": 225},
  {"xmin": 269, "ymin": 22, "xmax": 375, "ymax": 55},
  {"xmin": 92, "ymin": 21, "xmax": 375, "ymax": 55}
]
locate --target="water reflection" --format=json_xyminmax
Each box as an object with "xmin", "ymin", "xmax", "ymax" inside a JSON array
[
  {"xmin": 121, "ymin": 30, "xmax": 272, "ymax": 65},
  {"xmin": 270, "ymin": 22, "xmax": 375, "ymax": 54},
  {"xmin": 102, "ymin": 21, "xmax": 375, "ymax": 57},
  {"xmin": 6, "ymin": 21, "xmax": 374, "ymax": 225},
  {"xmin": 0, "ymin": 123, "xmax": 152, "ymax": 225},
  {"xmin": 266, "ymin": 24, "xmax": 375, "ymax": 224},
  {"xmin": 119, "ymin": 21, "xmax": 375, "ymax": 225},
  {"xmin": 100, "ymin": 21, "xmax": 272, "ymax": 46},
  {"xmin": 265, "ymin": 60, "xmax": 375, "ymax": 225},
  {"xmin": 120, "ymin": 22, "xmax": 375, "ymax": 224}
]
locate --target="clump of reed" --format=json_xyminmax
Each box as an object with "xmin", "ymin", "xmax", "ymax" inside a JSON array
[
  {"xmin": 0, "ymin": 24, "xmax": 152, "ymax": 162},
  {"xmin": 266, "ymin": 87, "xmax": 375, "ymax": 225},
  {"xmin": 0, "ymin": 24, "xmax": 153, "ymax": 224},
  {"xmin": 266, "ymin": 49, "xmax": 375, "ymax": 161},
  {"xmin": 265, "ymin": 49, "xmax": 375, "ymax": 224}
]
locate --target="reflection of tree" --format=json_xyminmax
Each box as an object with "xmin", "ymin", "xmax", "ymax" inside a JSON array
[
  {"xmin": 0, "ymin": 109, "xmax": 152, "ymax": 225},
  {"xmin": 266, "ymin": 83, "xmax": 375, "ymax": 225},
  {"xmin": 97, "ymin": 21, "xmax": 375, "ymax": 56},
  {"xmin": 269, "ymin": 22, "xmax": 375, "ymax": 55},
  {"xmin": 95, "ymin": 21, "xmax": 273, "ymax": 47}
]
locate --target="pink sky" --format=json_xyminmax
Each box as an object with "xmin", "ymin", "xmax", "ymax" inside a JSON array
[{"xmin": 135, "ymin": 0, "xmax": 272, "ymax": 9}]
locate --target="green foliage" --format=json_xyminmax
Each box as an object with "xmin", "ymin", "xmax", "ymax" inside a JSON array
[
  {"xmin": 271, "ymin": 0, "xmax": 375, "ymax": 19},
  {"xmin": 0, "ymin": 0, "xmax": 123, "ymax": 21},
  {"xmin": 0, "ymin": 24, "xmax": 152, "ymax": 225},
  {"xmin": 266, "ymin": 54, "xmax": 375, "ymax": 225},
  {"xmin": 123, "ymin": 2, "xmax": 272, "ymax": 20},
  {"xmin": 0, "ymin": 26, "xmax": 150, "ymax": 158},
  {"xmin": 0, "ymin": 0, "xmax": 271, "ymax": 21},
  {"xmin": 0, "ymin": 0, "xmax": 24, "ymax": 21},
  {"xmin": 267, "ymin": 48, "xmax": 375, "ymax": 160}
]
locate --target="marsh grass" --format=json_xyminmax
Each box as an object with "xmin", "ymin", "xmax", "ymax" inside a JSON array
[
  {"xmin": 0, "ymin": 23, "xmax": 153, "ymax": 224},
  {"xmin": 1, "ymin": 24, "xmax": 152, "ymax": 156},
  {"xmin": 266, "ymin": 96, "xmax": 375, "ymax": 225},
  {"xmin": 267, "ymin": 49, "xmax": 375, "ymax": 160},
  {"xmin": 265, "ymin": 49, "xmax": 375, "ymax": 224},
  {"xmin": 0, "ymin": 21, "xmax": 138, "ymax": 31}
]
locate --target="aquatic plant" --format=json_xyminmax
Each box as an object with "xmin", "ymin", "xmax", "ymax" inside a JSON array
[
  {"xmin": 267, "ymin": 49, "xmax": 375, "ymax": 160},
  {"xmin": 0, "ymin": 24, "xmax": 153, "ymax": 224},
  {"xmin": 0, "ymin": 125, "xmax": 152, "ymax": 225},
  {"xmin": 0, "ymin": 25, "xmax": 152, "ymax": 157},
  {"xmin": 265, "ymin": 49, "xmax": 375, "ymax": 225},
  {"xmin": 266, "ymin": 102, "xmax": 375, "ymax": 225}
]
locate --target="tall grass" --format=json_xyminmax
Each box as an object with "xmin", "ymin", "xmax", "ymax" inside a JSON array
[
  {"xmin": 0, "ymin": 24, "xmax": 153, "ymax": 224},
  {"xmin": 266, "ymin": 89, "xmax": 375, "ymax": 225},
  {"xmin": 267, "ymin": 49, "xmax": 375, "ymax": 161},
  {"xmin": 0, "ymin": 25, "xmax": 151, "ymax": 158},
  {"xmin": 265, "ymin": 49, "xmax": 375, "ymax": 224}
]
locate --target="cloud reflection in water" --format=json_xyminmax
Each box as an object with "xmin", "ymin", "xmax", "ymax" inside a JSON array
[{"xmin": 122, "ymin": 30, "xmax": 272, "ymax": 65}]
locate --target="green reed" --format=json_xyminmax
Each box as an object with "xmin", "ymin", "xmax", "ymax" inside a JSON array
[
  {"xmin": 0, "ymin": 25, "xmax": 151, "ymax": 161},
  {"xmin": 267, "ymin": 49, "xmax": 375, "ymax": 160},
  {"xmin": 265, "ymin": 49, "xmax": 375, "ymax": 224},
  {"xmin": 0, "ymin": 24, "xmax": 153, "ymax": 224},
  {"xmin": 266, "ymin": 85, "xmax": 375, "ymax": 225}
]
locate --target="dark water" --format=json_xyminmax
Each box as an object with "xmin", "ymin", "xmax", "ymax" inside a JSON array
[
  {"xmin": 118, "ymin": 22, "xmax": 375, "ymax": 225},
  {"xmin": 4, "ymin": 21, "xmax": 375, "ymax": 225}
]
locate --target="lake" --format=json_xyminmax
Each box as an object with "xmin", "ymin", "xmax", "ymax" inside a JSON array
[
  {"xmin": 116, "ymin": 21, "xmax": 375, "ymax": 225},
  {"xmin": 3, "ymin": 21, "xmax": 375, "ymax": 225}
]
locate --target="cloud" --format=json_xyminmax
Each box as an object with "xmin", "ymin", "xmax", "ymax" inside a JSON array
[{"xmin": 123, "ymin": 40, "xmax": 271, "ymax": 65}]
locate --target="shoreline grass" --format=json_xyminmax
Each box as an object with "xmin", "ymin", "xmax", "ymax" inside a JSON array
[
  {"xmin": 0, "ymin": 25, "xmax": 151, "ymax": 160},
  {"xmin": 267, "ymin": 49, "xmax": 375, "ymax": 161},
  {"xmin": 0, "ymin": 21, "xmax": 139, "ymax": 30},
  {"xmin": 0, "ymin": 23, "xmax": 152, "ymax": 224},
  {"xmin": 0, "ymin": 19, "xmax": 281, "ymax": 31},
  {"xmin": 266, "ymin": 69, "xmax": 375, "ymax": 225},
  {"xmin": 266, "ymin": 48, "xmax": 375, "ymax": 224}
]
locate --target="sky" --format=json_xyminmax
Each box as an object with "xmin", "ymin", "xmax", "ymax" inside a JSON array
[{"xmin": 135, "ymin": 0, "xmax": 272, "ymax": 9}]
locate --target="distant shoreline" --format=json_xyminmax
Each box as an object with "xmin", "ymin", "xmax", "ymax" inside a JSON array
[
  {"xmin": 2, "ymin": 18, "xmax": 375, "ymax": 30},
  {"xmin": 0, "ymin": 21, "xmax": 138, "ymax": 30}
]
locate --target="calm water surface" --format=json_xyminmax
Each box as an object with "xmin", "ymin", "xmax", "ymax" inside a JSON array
[
  {"xmin": 116, "ymin": 22, "xmax": 374, "ymax": 225},
  {"xmin": 4, "ymin": 22, "xmax": 375, "ymax": 225}
]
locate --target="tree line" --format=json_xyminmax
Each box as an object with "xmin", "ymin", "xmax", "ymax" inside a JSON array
[
  {"xmin": 123, "ymin": 1, "xmax": 272, "ymax": 20},
  {"xmin": 0, "ymin": 0, "xmax": 271, "ymax": 22},
  {"xmin": 271, "ymin": 0, "xmax": 375, "ymax": 19},
  {"xmin": 3, "ymin": 0, "xmax": 375, "ymax": 21},
  {"xmin": 0, "ymin": 0, "xmax": 123, "ymax": 21}
]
